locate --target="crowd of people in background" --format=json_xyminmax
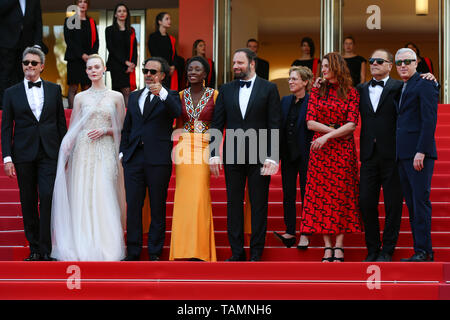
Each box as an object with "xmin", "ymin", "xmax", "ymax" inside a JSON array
[{"xmin": 0, "ymin": 0, "xmax": 440, "ymax": 263}]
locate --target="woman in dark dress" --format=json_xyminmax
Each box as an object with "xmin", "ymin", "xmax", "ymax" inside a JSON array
[
  {"xmin": 342, "ymin": 36, "xmax": 366, "ymax": 86},
  {"xmin": 291, "ymin": 37, "xmax": 321, "ymax": 79},
  {"xmin": 192, "ymin": 39, "xmax": 216, "ymax": 88},
  {"xmin": 300, "ymin": 52, "xmax": 361, "ymax": 262},
  {"xmin": 105, "ymin": 3, "xmax": 137, "ymax": 107},
  {"xmin": 64, "ymin": 0, "xmax": 99, "ymax": 109},
  {"xmin": 405, "ymin": 42, "xmax": 434, "ymax": 74},
  {"xmin": 148, "ymin": 12, "xmax": 183, "ymax": 90}
]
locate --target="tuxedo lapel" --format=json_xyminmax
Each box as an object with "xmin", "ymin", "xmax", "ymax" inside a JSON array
[
  {"xmin": 39, "ymin": 81, "xmax": 49, "ymax": 122},
  {"xmin": 244, "ymin": 77, "xmax": 261, "ymax": 120},
  {"xmin": 296, "ymin": 94, "xmax": 309, "ymax": 130},
  {"xmin": 18, "ymin": 82, "xmax": 37, "ymax": 121},
  {"xmin": 376, "ymin": 78, "xmax": 394, "ymax": 113},
  {"xmin": 362, "ymin": 82, "xmax": 376, "ymax": 115},
  {"xmin": 232, "ymin": 80, "xmax": 242, "ymax": 120}
]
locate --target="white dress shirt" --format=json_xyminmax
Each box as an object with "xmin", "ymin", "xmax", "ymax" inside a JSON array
[
  {"xmin": 138, "ymin": 86, "xmax": 169, "ymax": 114},
  {"xmin": 368, "ymin": 76, "xmax": 389, "ymax": 112},
  {"xmin": 19, "ymin": 0, "xmax": 26, "ymax": 15},
  {"xmin": 238, "ymin": 74, "xmax": 256, "ymax": 118}
]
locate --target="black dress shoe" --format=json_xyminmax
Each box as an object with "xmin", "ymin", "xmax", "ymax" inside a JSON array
[
  {"xmin": 363, "ymin": 252, "xmax": 380, "ymax": 262},
  {"xmin": 24, "ymin": 253, "xmax": 41, "ymax": 261},
  {"xmin": 41, "ymin": 254, "xmax": 57, "ymax": 261},
  {"xmin": 376, "ymin": 252, "xmax": 392, "ymax": 262},
  {"xmin": 273, "ymin": 231, "xmax": 296, "ymax": 248},
  {"xmin": 401, "ymin": 251, "xmax": 433, "ymax": 262},
  {"xmin": 225, "ymin": 254, "xmax": 246, "ymax": 261},
  {"xmin": 149, "ymin": 255, "xmax": 160, "ymax": 261},
  {"xmin": 250, "ymin": 256, "xmax": 261, "ymax": 262},
  {"xmin": 121, "ymin": 255, "xmax": 140, "ymax": 261}
]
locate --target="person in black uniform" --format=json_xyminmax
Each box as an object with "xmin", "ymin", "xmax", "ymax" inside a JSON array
[
  {"xmin": 342, "ymin": 36, "xmax": 367, "ymax": 86},
  {"xmin": 291, "ymin": 37, "xmax": 321, "ymax": 79},
  {"xmin": 247, "ymin": 39, "xmax": 269, "ymax": 80},
  {"xmin": 0, "ymin": 0, "xmax": 47, "ymax": 109},
  {"xmin": 148, "ymin": 12, "xmax": 184, "ymax": 91},
  {"xmin": 64, "ymin": 0, "xmax": 99, "ymax": 109},
  {"xmin": 106, "ymin": 3, "xmax": 137, "ymax": 107}
]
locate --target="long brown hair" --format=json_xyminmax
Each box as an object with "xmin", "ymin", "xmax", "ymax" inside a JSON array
[{"xmin": 319, "ymin": 52, "xmax": 353, "ymax": 101}]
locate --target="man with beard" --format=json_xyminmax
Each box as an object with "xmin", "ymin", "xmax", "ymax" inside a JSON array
[{"xmin": 209, "ymin": 48, "xmax": 281, "ymax": 261}]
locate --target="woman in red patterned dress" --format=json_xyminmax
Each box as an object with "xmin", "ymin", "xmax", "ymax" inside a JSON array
[{"xmin": 300, "ymin": 52, "xmax": 361, "ymax": 262}]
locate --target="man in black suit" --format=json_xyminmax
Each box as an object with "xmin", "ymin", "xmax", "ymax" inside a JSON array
[
  {"xmin": 210, "ymin": 48, "xmax": 281, "ymax": 261},
  {"xmin": 0, "ymin": 0, "xmax": 47, "ymax": 109},
  {"xmin": 120, "ymin": 57, "xmax": 181, "ymax": 261},
  {"xmin": 394, "ymin": 48, "xmax": 439, "ymax": 262},
  {"xmin": 247, "ymin": 39, "xmax": 270, "ymax": 80},
  {"xmin": 357, "ymin": 49, "xmax": 404, "ymax": 262},
  {"xmin": 1, "ymin": 46, "xmax": 67, "ymax": 261}
]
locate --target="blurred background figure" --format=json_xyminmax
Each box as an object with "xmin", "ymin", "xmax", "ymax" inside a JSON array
[
  {"xmin": 342, "ymin": 36, "xmax": 366, "ymax": 86},
  {"xmin": 192, "ymin": 39, "xmax": 216, "ymax": 88},
  {"xmin": 291, "ymin": 37, "xmax": 321, "ymax": 79},
  {"xmin": 405, "ymin": 42, "xmax": 434, "ymax": 74},
  {"xmin": 247, "ymin": 38, "xmax": 269, "ymax": 80}
]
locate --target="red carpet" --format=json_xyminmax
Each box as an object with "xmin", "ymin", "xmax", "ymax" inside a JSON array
[{"xmin": 0, "ymin": 105, "xmax": 449, "ymax": 300}]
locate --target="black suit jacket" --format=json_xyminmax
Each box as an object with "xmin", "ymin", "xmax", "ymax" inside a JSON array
[
  {"xmin": 64, "ymin": 16, "xmax": 99, "ymax": 61},
  {"xmin": 0, "ymin": 0, "xmax": 46, "ymax": 51},
  {"xmin": 1, "ymin": 80, "xmax": 67, "ymax": 163},
  {"xmin": 395, "ymin": 72, "xmax": 438, "ymax": 160},
  {"xmin": 105, "ymin": 25, "xmax": 138, "ymax": 72},
  {"xmin": 279, "ymin": 94, "xmax": 313, "ymax": 162},
  {"xmin": 120, "ymin": 88, "xmax": 181, "ymax": 165},
  {"xmin": 210, "ymin": 77, "xmax": 281, "ymax": 164},
  {"xmin": 357, "ymin": 78, "xmax": 403, "ymax": 161},
  {"xmin": 255, "ymin": 57, "xmax": 269, "ymax": 80}
]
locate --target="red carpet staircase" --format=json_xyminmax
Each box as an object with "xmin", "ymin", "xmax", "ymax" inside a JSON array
[{"xmin": 0, "ymin": 106, "xmax": 450, "ymax": 300}]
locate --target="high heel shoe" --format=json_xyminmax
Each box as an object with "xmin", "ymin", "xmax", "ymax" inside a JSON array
[
  {"xmin": 333, "ymin": 247, "xmax": 344, "ymax": 262},
  {"xmin": 322, "ymin": 247, "xmax": 334, "ymax": 262},
  {"xmin": 273, "ymin": 231, "xmax": 296, "ymax": 248},
  {"xmin": 296, "ymin": 235, "xmax": 310, "ymax": 250}
]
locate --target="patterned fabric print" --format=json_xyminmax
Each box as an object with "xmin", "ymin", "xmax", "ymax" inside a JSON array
[
  {"xmin": 300, "ymin": 86, "xmax": 361, "ymax": 235},
  {"xmin": 183, "ymin": 87, "xmax": 214, "ymax": 133}
]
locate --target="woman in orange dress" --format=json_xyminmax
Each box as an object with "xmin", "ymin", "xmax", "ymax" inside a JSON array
[{"xmin": 169, "ymin": 56, "xmax": 217, "ymax": 261}]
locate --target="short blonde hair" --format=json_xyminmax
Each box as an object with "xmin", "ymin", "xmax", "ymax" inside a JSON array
[
  {"xmin": 87, "ymin": 54, "xmax": 105, "ymax": 66},
  {"xmin": 289, "ymin": 66, "xmax": 314, "ymax": 91}
]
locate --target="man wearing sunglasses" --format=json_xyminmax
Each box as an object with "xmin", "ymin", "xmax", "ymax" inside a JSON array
[
  {"xmin": 120, "ymin": 56, "xmax": 181, "ymax": 261},
  {"xmin": 1, "ymin": 46, "xmax": 67, "ymax": 261},
  {"xmin": 358, "ymin": 49, "xmax": 437, "ymax": 262},
  {"xmin": 394, "ymin": 48, "xmax": 438, "ymax": 262}
]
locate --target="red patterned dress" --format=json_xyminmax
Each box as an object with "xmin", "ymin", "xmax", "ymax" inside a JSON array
[{"xmin": 300, "ymin": 84, "xmax": 361, "ymax": 235}]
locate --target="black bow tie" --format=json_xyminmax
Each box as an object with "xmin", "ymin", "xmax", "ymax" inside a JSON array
[
  {"xmin": 240, "ymin": 80, "xmax": 251, "ymax": 88},
  {"xmin": 28, "ymin": 81, "xmax": 42, "ymax": 89},
  {"xmin": 371, "ymin": 79, "xmax": 384, "ymax": 88}
]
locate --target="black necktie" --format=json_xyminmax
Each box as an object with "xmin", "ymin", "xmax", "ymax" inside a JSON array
[
  {"xmin": 240, "ymin": 80, "xmax": 251, "ymax": 88},
  {"xmin": 28, "ymin": 81, "xmax": 42, "ymax": 89},
  {"xmin": 370, "ymin": 79, "xmax": 384, "ymax": 88}
]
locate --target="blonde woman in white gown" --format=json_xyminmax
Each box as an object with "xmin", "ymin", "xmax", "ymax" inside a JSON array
[{"xmin": 51, "ymin": 55, "xmax": 126, "ymax": 261}]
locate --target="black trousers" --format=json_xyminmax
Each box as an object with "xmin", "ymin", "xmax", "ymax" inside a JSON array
[
  {"xmin": 224, "ymin": 163, "xmax": 271, "ymax": 259},
  {"xmin": 281, "ymin": 157, "xmax": 308, "ymax": 235},
  {"xmin": 359, "ymin": 145, "xmax": 403, "ymax": 256},
  {"xmin": 14, "ymin": 146, "xmax": 57, "ymax": 256},
  {"xmin": 123, "ymin": 147, "xmax": 172, "ymax": 258},
  {"xmin": 0, "ymin": 46, "xmax": 23, "ymax": 108}
]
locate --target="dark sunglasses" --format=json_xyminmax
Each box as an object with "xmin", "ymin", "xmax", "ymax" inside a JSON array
[
  {"xmin": 142, "ymin": 68, "xmax": 158, "ymax": 75},
  {"xmin": 368, "ymin": 58, "xmax": 390, "ymax": 65},
  {"xmin": 395, "ymin": 59, "xmax": 416, "ymax": 66},
  {"xmin": 22, "ymin": 60, "xmax": 40, "ymax": 66}
]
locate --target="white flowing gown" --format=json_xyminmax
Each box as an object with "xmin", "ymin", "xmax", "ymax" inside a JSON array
[{"xmin": 51, "ymin": 88, "xmax": 126, "ymax": 261}]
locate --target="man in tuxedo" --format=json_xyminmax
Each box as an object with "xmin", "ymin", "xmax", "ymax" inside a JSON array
[
  {"xmin": 120, "ymin": 57, "xmax": 181, "ymax": 261},
  {"xmin": 357, "ymin": 49, "xmax": 404, "ymax": 262},
  {"xmin": 394, "ymin": 48, "xmax": 438, "ymax": 262},
  {"xmin": 1, "ymin": 46, "xmax": 67, "ymax": 261},
  {"xmin": 209, "ymin": 48, "xmax": 280, "ymax": 261},
  {"xmin": 0, "ymin": 0, "xmax": 47, "ymax": 109},
  {"xmin": 247, "ymin": 39, "xmax": 270, "ymax": 80}
]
